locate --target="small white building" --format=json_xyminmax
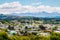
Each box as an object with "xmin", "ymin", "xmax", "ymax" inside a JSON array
[{"xmin": 37, "ymin": 32, "xmax": 50, "ymax": 36}]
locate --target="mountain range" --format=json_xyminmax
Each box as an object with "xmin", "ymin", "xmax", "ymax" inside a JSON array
[
  {"xmin": 0, "ymin": 12, "xmax": 60, "ymax": 20},
  {"xmin": 9, "ymin": 12, "xmax": 60, "ymax": 18}
]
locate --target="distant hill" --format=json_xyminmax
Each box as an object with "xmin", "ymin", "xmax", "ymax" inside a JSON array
[
  {"xmin": 9, "ymin": 12, "xmax": 60, "ymax": 18},
  {"xmin": 0, "ymin": 12, "xmax": 60, "ymax": 21}
]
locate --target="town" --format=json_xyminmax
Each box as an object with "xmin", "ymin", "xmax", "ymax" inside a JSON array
[{"xmin": 0, "ymin": 19, "xmax": 60, "ymax": 36}]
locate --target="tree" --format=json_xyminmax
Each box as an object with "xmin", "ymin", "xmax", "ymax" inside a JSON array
[
  {"xmin": 39, "ymin": 25, "xmax": 46, "ymax": 30},
  {"xmin": 0, "ymin": 31, "xmax": 11, "ymax": 40},
  {"xmin": 50, "ymin": 32, "xmax": 60, "ymax": 40},
  {"xmin": 53, "ymin": 26, "xmax": 58, "ymax": 30}
]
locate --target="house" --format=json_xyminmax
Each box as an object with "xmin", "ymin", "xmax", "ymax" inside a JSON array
[{"xmin": 37, "ymin": 32, "xmax": 50, "ymax": 36}]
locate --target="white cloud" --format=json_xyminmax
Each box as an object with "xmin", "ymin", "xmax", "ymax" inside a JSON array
[
  {"xmin": 0, "ymin": 1, "xmax": 60, "ymax": 14},
  {"xmin": 37, "ymin": 5, "xmax": 56, "ymax": 13},
  {"xmin": 0, "ymin": 2, "xmax": 22, "ymax": 14}
]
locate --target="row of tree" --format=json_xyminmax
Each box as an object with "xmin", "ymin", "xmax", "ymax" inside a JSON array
[{"xmin": 0, "ymin": 31, "xmax": 60, "ymax": 40}]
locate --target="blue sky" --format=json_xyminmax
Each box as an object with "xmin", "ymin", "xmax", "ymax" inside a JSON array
[{"xmin": 0, "ymin": 0, "xmax": 60, "ymax": 7}]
